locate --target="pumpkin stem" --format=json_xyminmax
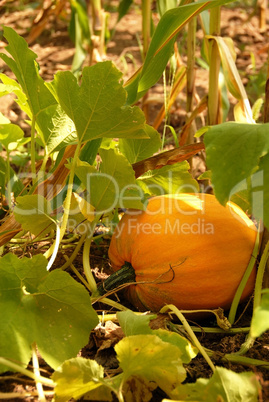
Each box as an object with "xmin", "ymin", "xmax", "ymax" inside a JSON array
[{"xmin": 97, "ymin": 262, "xmax": 136, "ymax": 296}]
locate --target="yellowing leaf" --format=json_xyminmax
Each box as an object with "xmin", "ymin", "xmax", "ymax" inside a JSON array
[
  {"xmin": 206, "ymin": 35, "xmax": 254, "ymax": 123},
  {"xmin": 115, "ymin": 334, "xmax": 186, "ymax": 396},
  {"xmin": 72, "ymin": 193, "xmax": 95, "ymax": 222}
]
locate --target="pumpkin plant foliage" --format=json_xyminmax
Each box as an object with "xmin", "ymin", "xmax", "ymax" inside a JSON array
[
  {"xmin": 0, "ymin": 253, "xmax": 98, "ymax": 373},
  {"xmin": 0, "ymin": 2, "xmax": 268, "ymax": 399}
]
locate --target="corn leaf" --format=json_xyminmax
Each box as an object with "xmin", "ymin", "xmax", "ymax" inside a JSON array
[{"xmin": 125, "ymin": 0, "xmax": 234, "ymax": 104}]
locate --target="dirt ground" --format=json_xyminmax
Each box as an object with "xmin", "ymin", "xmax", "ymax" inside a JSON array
[{"xmin": 0, "ymin": 1, "xmax": 269, "ymax": 401}]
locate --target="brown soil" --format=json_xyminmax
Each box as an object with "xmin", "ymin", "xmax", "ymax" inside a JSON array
[{"xmin": 0, "ymin": 1, "xmax": 269, "ymax": 401}]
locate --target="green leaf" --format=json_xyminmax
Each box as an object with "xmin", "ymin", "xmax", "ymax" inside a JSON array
[
  {"xmin": 204, "ymin": 122, "xmax": 269, "ymax": 227},
  {"xmin": 0, "ymin": 123, "xmax": 24, "ymax": 150},
  {"xmin": 250, "ymin": 291, "xmax": 269, "ymax": 338},
  {"xmin": 47, "ymin": 61, "xmax": 150, "ymax": 143},
  {"xmin": 117, "ymin": 310, "xmax": 197, "ymax": 364},
  {"xmin": 125, "ymin": 0, "xmax": 234, "ymax": 104},
  {"xmin": 0, "ymin": 253, "xmax": 99, "ymax": 372},
  {"xmin": 1, "ymin": 27, "xmax": 58, "ymax": 145},
  {"xmin": 119, "ymin": 125, "xmax": 161, "ymax": 164},
  {"xmin": 46, "ymin": 105, "xmax": 77, "ymax": 154},
  {"xmin": 75, "ymin": 148, "xmax": 145, "ymax": 213},
  {"xmin": 172, "ymin": 366, "xmax": 260, "ymax": 401},
  {"xmin": 137, "ymin": 161, "xmax": 199, "ymax": 195},
  {"xmin": 117, "ymin": 310, "xmax": 156, "ymax": 336},
  {"xmin": 14, "ymin": 194, "xmax": 56, "ymax": 236},
  {"xmin": 115, "ymin": 334, "xmax": 186, "ymax": 396}
]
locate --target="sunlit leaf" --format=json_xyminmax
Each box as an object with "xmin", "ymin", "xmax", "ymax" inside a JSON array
[
  {"xmin": 46, "ymin": 106, "xmax": 77, "ymax": 154},
  {"xmin": 0, "ymin": 254, "xmax": 98, "ymax": 372},
  {"xmin": 137, "ymin": 161, "xmax": 199, "ymax": 195},
  {"xmin": 47, "ymin": 61, "xmax": 150, "ymax": 142},
  {"xmin": 172, "ymin": 366, "xmax": 260, "ymax": 401},
  {"xmin": 204, "ymin": 122, "xmax": 269, "ymax": 227},
  {"xmin": 125, "ymin": 0, "xmax": 234, "ymax": 104},
  {"xmin": 117, "ymin": 310, "xmax": 197, "ymax": 364},
  {"xmin": 119, "ymin": 125, "xmax": 161, "ymax": 164},
  {"xmin": 0, "ymin": 123, "xmax": 24, "ymax": 150},
  {"xmin": 1, "ymin": 27, "xmax": 58, "ymax": 145},
  {"xmin": 250, "ymin": 292, "xmax": 269, "ymax": 338}
]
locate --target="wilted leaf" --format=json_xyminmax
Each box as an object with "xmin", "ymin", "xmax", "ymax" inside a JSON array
[
  {"xmin": 115, "ymin": 334, "xmax": 186, "ymax": 396},
  {"xmin": 53, "ymin": 357, "xmax": 112, "ymax": 402},
  {"xmin": 132, "ymin": 142, "xmax": 204, "ymax": 178},
  {"xmin": 0, "ymin": 253, "xmax": 99, "ymax": 372}
]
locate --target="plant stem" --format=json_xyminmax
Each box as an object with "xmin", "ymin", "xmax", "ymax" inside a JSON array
[
  {"xmin": 83, "ymin": 229, "xmax": 98, "ymax": 294},
  {"xmin": 234, "ymin": 241, "xmax": 269, "ymax": 356},
  {"xmin": 142, "ymin": 0, "xmax": 152, "ymax": 59},
  {"xmin": 253, "ymin": 240, "xmax": 269, "ymax": 310},
  {"xmin": 59, "ymin": 233, "xmax": 87, "ymax": 270},
  {"xmin": 46, "ymin": 224, "xmax": 61, "ymax": 270},
  {"xmin": 43, "ymin": 141, "xmax": 82, "ymax": 260},
  {"xmin": 208, "ymin": 6, "xmax": 221, "ymax": 125},
  {"xmin": 5, "ymin": 148, "xmax": 12, "ymax": 208},
  {"xmin": 30, "ymin": 115, "xmax": 37, "ymax": 183},
  {"xmin": 160, "ymin": 305, "xmax": 216, "ymax": 372},
  {"xmin": 31, "ymin": 343, "xmax": 46, "ymax": 402},
  {"xmin": 228, "ymin": 230, "xmax": 260, "ymax": 325},
  {"xmin": 0, "ymin": 358, "xmax": 54, "ymax": 387}
]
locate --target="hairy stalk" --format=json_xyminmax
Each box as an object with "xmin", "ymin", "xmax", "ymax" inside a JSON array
[
  {"xmin": 0, "ymin": 358, "xmax": 54, "ymax": 387},
  {"xmin": 160, "ymin": 305, "xmax": 216, "ymax": 372},
  {"xmin": 32, "ymin": 343, "xmax": 46, "ymax": 402},
  {"xmin": 228, "ymin": 229, "xmax": 260, "ymax": 325}
]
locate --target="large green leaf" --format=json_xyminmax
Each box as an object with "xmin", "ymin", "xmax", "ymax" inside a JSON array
[
  {"xmin": 250, "ymin": 291, "xmax": 269, "ymax": 338},
  {"xmin": 172, "ymin": 366, "xmax": 260, "ymax": 401},
  {"xmin": 204, "ymin": 122, "xmax": 269, "ymax": 227},
  {"xmin": 75, "ymin": 148, "xmax": 145, "ymax": 213},
  {"xmin": 47, "ymin": 61, "xmax": 150, "ymax": 143},
  {"xmin": 45, "ymin": 105, "xmax": 77, "ymax": 154},
  {"xmin": 0, "ymin": 253, "xmax": 98, "ymax": 372},
  {"xmin": 125, "ymin": 0, "xmax": 234, "ymax": 104},
  {"xmin": 119, "ymin": 125, "xmax": 161, "ymax": 164},
  {"xmin": 137, "ymin": 161, "xmax": 199, "ymax": 195},
  {"xmin": 0, "ymin": 27, "xmax": 58, "ymax": 145}
]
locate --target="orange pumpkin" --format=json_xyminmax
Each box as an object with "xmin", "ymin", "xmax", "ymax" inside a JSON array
[{"xmin": 106, "ymin": 193, "xmax": 257, "ymax": 312}]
